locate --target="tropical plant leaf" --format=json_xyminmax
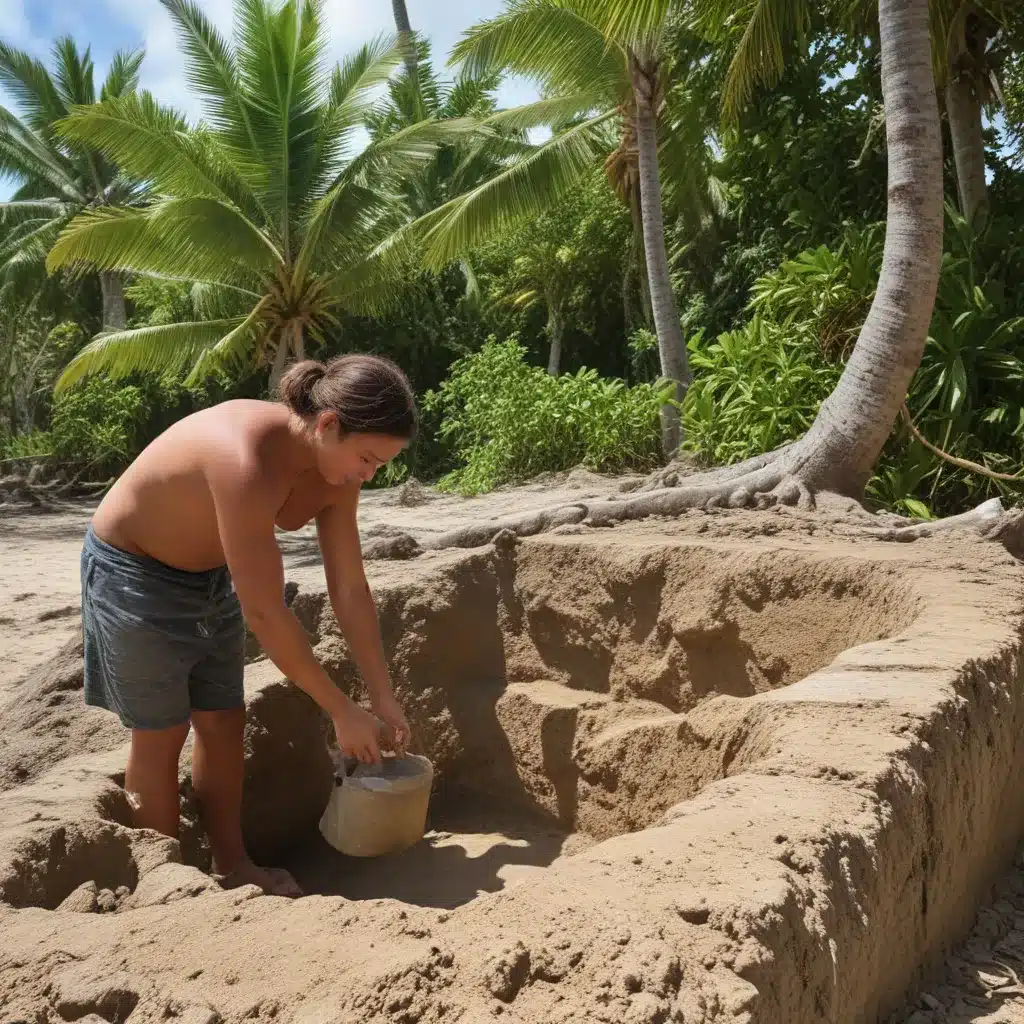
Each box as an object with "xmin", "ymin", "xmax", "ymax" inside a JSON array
[
  {"xmin": 47, "ymin": 201, "xmax": 277, "ymax": 284},
  {"xmin": 56, "ymin": 93, "xmax": 259, "ymax": 213},
  {"xmin": 484, "ymin": 92, "xmax": 601, "ymax": 131},
  {"xmin": 0, "ymin": 108, "xmax": 81, "ymax": 200},
  {"xmin": 418, "ymin": 110, "xmax": 616, "ymax": 269},
  {"xmin": 0, "ymin": 43, "xmax": 67, "ymax": 135},
  {"xmin": 56, "ymin": 317, "xmax": 249, "ymax": 391},
  {"xmin": 52, "ymin": 37, "xmax": 96, "ymax": 108},
  {"xmin": 186, "ymin": 298, "xmax": 269, "ymax": 383},
  {"xmin": 450, "ymin": 1, "xmax": 627, "ymax": 105},
  {"xmin": 101, "ymin": 48, "xmax": 145, "ymax": 102}
]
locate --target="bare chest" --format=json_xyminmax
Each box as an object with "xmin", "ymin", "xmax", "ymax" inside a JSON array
[{"xmin": 275, "ymin": 474, "xmax": 337, "ymax": 532}]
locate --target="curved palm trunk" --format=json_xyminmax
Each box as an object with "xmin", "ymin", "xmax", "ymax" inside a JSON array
[
  {"xmin": 632, "ymin": 63, "xmax": 690, "ymax": 458},
  {"xmin": 99, "ymin": 272, "xmax": 127, "ymax": 332},
  {"xmin": 790, "ymin": 0, "xmax": 943, "ymax": 496},
  {"xmin": 945, "ymin": 9, "xmax": 992, "ymax": 229},
  {"xmin": 945, "ymin": 74, "xmax": 987, "ymax": 227}
]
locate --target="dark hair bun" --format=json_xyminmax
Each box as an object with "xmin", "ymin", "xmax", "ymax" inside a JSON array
[
  {"xmin": 277, "ymin": 354, "xmax": 418, "ymax": 440},
  {"xmin": 278, "ymin": 360, "xmax": 326, "ymax": 417}
]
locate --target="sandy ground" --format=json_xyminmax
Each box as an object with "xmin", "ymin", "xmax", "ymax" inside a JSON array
[{"xmin": 2, "ymin": 477, "xmax": 1024, "ymax": 1023}]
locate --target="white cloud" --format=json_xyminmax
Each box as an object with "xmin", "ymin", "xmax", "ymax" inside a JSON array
[{"xmin": 0, "ymin": 0, "xmax": 33, "ymax": 46}]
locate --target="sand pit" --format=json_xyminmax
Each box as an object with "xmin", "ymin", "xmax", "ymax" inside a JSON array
[{"xmin": 2, "ymin": 503, "xmax": 1024, "ymax": 1024}]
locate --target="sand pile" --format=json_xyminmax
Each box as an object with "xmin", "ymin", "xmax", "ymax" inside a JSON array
[{"xmin": 1, "ymin": 505, "xmax": 1024, "ymax": 1024}]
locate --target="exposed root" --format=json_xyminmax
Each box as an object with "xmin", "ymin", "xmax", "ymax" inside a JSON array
[
  {"xmin": 902, "ymin": 404, "xmax": 1024, "ymax": 483},
  {"xmin": 414, "ymin": 452, "xmax": 1023, "ymax": 558},
  {"xmin": 870, "ymin": 497, "xmax": 1013, "ymax": 542}
]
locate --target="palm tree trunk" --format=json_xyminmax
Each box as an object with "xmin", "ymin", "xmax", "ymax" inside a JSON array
[
  {"xmin": 99, "ymin": 272, "xmax": 127, "ymax": 332},
  {"xmin": 790, "ymin": 0, "xmax": 943, "ymax": 496},
  {"xmin": 269, "ymin": 335, "xmax": 289, "ymax": 395},
  {"xmin": 391, "ymin": 0, "xmax": 412, "ymax": 33},
  {"xmin": 945, "ymin": 74, "xmax": 987, "ymax": 228},
  {"xmin": 632, "ymin": 62, "xmax": 689, "ymax": 458},
  {"xmin": 391, "ymin": 0, "xmax": 419, "ymax": 80},
  {"xmin": 546, "ymin": 300, "xmax": 564, "ymax": 376}
]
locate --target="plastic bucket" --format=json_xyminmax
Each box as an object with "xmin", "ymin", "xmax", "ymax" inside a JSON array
[{"xmin": 319, "ymin": 754, "xmax": 434, "ymax": 858}]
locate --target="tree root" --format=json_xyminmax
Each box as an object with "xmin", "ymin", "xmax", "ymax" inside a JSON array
[{"xmin": 412, "ymin": 454, "xmax": 1023, "ymax": 559}]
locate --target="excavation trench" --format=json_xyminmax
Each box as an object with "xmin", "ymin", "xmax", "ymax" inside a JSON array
[{"xmin": 227, "ymin": 537, "xmax": 919, "ymax": 908}]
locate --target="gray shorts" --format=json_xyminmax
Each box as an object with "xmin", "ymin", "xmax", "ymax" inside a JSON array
[{"xmin": 81, "ymin": 527, "xmax": 245, "ymax": 730}]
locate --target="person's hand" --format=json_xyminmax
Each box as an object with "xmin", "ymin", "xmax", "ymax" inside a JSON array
[
  {"xmin": 370, "ymin": 689, "xmax": 410, "ymax": 754},
  {"xmin": 331, "ymin": 698, "xmax": 385, "ymax": 764}
]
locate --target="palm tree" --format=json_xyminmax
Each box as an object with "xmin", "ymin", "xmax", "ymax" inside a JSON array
[
  {"xmin": 364, "ymin": 39, "xmax": 513, "ymax": 220},
  {"xmin": 410, "ymin": 0, "xmax": 699, "ymax": 456},
  {"xmin": 46, "ymin": 0, "xmax": 473, "ymax": 393},
  {"xmin": 0, "ymin": 38, "xmax": 144, "ymax": 330},
  {"xmin": 653, "ymin": 0, "xmax": 944, "ymax": 503}
]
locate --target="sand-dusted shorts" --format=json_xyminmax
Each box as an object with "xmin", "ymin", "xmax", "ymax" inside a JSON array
[{"xmin": 81, "ymin": 528, "xmax": 245, "ymax": 730}]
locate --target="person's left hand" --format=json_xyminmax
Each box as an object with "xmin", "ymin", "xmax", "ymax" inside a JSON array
[{"xmin": 370, "ymin": 689, "xmax": 410, "ymax": 754}]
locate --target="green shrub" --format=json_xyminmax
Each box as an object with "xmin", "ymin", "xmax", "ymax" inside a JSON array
[
  {"xmin": 682, "ymin": 318, "xmax": 841, "ymax": 466},
  {"xmin": 423, "ymin": 338, "xmax": 670, "ymax": 495}
]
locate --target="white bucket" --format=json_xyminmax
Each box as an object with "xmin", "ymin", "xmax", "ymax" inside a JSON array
[{"xmin": 319, "ymin": 754, "xmax": 434, "ymax": 858}]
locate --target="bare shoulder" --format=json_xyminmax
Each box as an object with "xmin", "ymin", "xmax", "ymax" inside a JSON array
[{"xmin": 193, "ymin": 400, "xmax": 292, "ymax": 495}]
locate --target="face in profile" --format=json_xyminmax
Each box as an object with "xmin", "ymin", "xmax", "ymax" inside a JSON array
[{"xmin": 313, "ymin": 414, "xmax": 407, "ymax": 486}]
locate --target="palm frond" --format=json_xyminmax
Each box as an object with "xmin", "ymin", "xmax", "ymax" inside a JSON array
[
  {"xmin": 159, "ymin": 0, "xmax": 264, "ymax": 179},
  {"xmin": 0, "ymin": 214, "xmax": 68, "ymax": 266},
  {"xmin": 314, "ymin": 34, "xmax": 404, "ymax": 183},
  {"xmin": 0, "ymin": 43, "xmax": 66, "ymax": 135},
  {"xmin": 0, "ymin": 199, "xmax": 72, "ymax": 225},
  {"xmin": 324, "ymin": 226, "xmax": 420, "ymax": 317},
  {"xmin": 56, "ymin": 93, "xmax": 260, "ymax": 213},
  {"xmin": 591, "ymin": 0, "xmax": 672, "ymax": 49},
  {"xmin": 234, "ymin": 0, "xmax": 328, "ymax": 244},
  {"xmin": 418, "ymin": 109, "xmax": 616, "ymax": 269},
  {"xmin": 47, "ymin": 200, "xmax": 279, "ymax": 283},
  {"xmin": 329, "ymin": 33, "xmax": 403, "ymax": 117},
  {"xmin": 485, "ymin": 92, "xmax": 603, "ymax": 131},
  {"xmin": 294, "ymin": 180, "xmax": 401, "ymax": 284},
  {"xmin": 0, "ymin": 108, "xmax": 82, "ymax": 200},
  {"xmin": 52, "ymin": 36, "xmax": 96, "ymax": 107},
  {"xmin": 101, "ymin": 48, "xmax": 145, "ymax": 101},
  {"xmin": 56, "ymin": 317, "xmax": 250, "ymax": 392},
  {"xmin": 703, "ymin": 0, "xmax": 813, "ymax": 121},
  {"xmin": 450, "ymin": 1, "xmax": 628, "ymax": 103},
  {"xmin": 345, "ymin": 116, "xmax": 482, "ymax": 184},
  {"xmin": 185, "ymin": 298, "xmax": 268, "ymax": 383}
]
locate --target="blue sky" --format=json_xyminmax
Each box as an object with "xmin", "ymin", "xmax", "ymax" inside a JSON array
[{"xmin": 0, "ymin": 0, "xmax": 540, "ymax": 198}]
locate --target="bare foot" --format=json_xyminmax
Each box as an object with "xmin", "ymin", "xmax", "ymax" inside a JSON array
[{"xmin": 215, "ymin": 857, "xmax": 303, "ymax": 897}]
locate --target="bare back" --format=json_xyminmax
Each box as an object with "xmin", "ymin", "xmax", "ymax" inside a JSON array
[{"xmin": 93, "ymin": 400, "xmax": 348, "ymax": 572}]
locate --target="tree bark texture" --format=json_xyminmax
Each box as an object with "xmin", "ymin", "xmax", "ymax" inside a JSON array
[
  {"xmin": 945, "ymin": 73, "xmax": 987, "ymax": 227},
  {"xmin": 99, "ymin": 272, "xmax": 127, "ymax": 332},
  {"xmin": 632, "ymin": 62, "xmax": 690, "ymax": 458}
]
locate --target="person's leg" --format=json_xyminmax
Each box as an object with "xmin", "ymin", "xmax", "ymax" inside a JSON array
[
  {"xmin": 189, "ymin": 707, "xmax": 246, "ymax": 872},
  {"xmin": 190, "ymin": 708, "xmax": 302, "ymax": 897},
  {"xmin": 125, "ymin": 723, "xmax": 191, "ymax": 836}
]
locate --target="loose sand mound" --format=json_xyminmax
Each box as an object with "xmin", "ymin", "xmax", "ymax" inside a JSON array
[{"xmin": 1, "ymin": 509, "xmax": 1024, "ymax": 1024}]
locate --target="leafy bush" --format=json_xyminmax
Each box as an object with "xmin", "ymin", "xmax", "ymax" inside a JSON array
[
  {"xmin": 683, "ymin": 319, "xmax": 841, "ymax": 466},
  {"xmin": 423, "ymin": 339, "xmax": 670, "ymax": 495}
]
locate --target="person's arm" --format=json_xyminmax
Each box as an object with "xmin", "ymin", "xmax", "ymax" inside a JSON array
[
  {"xmin": 317, "ymin": 489, "xmax": 409, "ymax": 748},
  {"xmin": 208, "ymin": 456, "xmax": 383, "ymax": 763}
]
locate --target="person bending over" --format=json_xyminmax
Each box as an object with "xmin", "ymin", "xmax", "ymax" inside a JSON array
[{"xmin": 80, "ymin": 354, "xmax": 415, "ymax": 897}]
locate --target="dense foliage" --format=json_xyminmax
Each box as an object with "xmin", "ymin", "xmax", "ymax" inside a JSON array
[{"xmin": 0, "ymin": 0, "xmax": 1022, "ymax": 515}]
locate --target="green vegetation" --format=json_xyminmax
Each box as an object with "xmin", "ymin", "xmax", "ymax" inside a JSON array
[{"xmin": 0, "ymin": 0, "xmax": 1022, "ymax": 519}]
